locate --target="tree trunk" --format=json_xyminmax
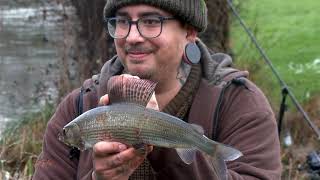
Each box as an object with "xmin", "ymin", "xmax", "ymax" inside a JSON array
[
  {"xmin": 201, "ymin": 0, "xmax": 231, "ymax": 54},
  {"xmin": 70, "ymin": 0, "xmax": 115, "ymax": 82}
]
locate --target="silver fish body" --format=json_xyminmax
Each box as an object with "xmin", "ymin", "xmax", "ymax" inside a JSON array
[
  {"xmin": 60, "ymin": 103, "xmax": 242, "ymax": 178},
  {"xmin": 65, "ymin": 103, "xmax": 215, "ymax": 151}
]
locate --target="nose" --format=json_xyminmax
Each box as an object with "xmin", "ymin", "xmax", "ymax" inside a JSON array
[{"xmin": 126, "ymin": 23, "xmax": 145, "ymax": 43}]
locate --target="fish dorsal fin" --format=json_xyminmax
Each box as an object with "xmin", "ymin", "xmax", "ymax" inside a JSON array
[
  {"xmin": 176, "ymin": 148, "xmax": 197, "ymax": 164},
  {"xmin": 107, "ymin": 75, "xmax": 157, "ymax": 107},
  {"xmin": 190, "ymin": 124, "xmax": 204, "ymax": 135}
]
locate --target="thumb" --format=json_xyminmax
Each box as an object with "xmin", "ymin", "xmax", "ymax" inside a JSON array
[
  {"xmin": 99, "ymin": 94, "xmax": 109, "ymax": 106},
  {"xmin": 146, "ymin": 92, "xmax": 159, "ymax": 111}
]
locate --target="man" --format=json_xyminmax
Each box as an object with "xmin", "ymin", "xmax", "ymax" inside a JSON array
[{"xmin": 33, "ymin": 0, "xmax": 282, "ymax": 179}]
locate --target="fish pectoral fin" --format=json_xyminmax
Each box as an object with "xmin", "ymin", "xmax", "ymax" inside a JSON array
[
  {"xmin": 190, "ymin": 124, "xmax": 204, "ymax": 134},
  {"xmin": 207, "ymin": 155, "xmax": 228, "ymax": 180},
  {"xmin": 176, "ymin": 148, "xmax": 197, "ymax": 164}
]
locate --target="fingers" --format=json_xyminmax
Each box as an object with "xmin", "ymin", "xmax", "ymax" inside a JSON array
[
  {"xmin": 93, "ymin": 157, "xmax": 144, "ymax": 180},
  {"xmin": 93, "ymin": 141, "xmax": 127, "ymax": 157},
  {"xmin": 146, "ymin": 92, "xmax": 159, "ymax": 111},
  {"xmin": 99, "ymin": 94, "xmax": 109, "ymax": 106},
  {"xmin": 122, "ymin": 74, "xmax": 139, "ymax": 79},
  {"xmin": 95, "ymin": 148, "xmax": 137, "ymax": 170},
  {"xmin": 93, "ymin": 142, "xmax": 147, "ymax": 180}
]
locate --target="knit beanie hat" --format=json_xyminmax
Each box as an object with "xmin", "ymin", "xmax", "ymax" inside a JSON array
[{"xmin": 103, "ymin": 0, "xmax": 208, "ymax": 32}]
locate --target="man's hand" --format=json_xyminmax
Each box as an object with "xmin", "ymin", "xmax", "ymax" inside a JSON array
[{"xmin": 92, "ymin": 141, "xmax": 150, "ymax": 180}]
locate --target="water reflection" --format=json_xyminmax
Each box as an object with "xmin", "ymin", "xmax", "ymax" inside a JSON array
[{"xmin": 0, "ymin": 2, "xmax": 75, "ymax": 133}]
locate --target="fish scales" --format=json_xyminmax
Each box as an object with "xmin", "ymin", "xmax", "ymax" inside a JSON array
[
  {"xmin": 75, "ymin": 114, "xmax": 121, "ymax": 144},
  {"xmin": 83, "ymin": 125, "xmax": 146, "ymax": 145},
  {"xmin": 108, "ymin": 104, "xmax": 202, "ymax": 148},
  {"xmin": 133, "ymin": 107, "xmax": 197, "ymax": 148},
  {"xmin": 71, "ymin": 103, "xmax": 201, "ymax": 149}
]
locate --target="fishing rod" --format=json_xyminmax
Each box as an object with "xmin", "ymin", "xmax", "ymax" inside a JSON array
[{"xmin": 226, "ymin": 0, "xmax": 320, "ymax": 139}]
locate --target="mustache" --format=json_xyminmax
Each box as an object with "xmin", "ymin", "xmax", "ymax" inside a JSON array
[{"xmin": 125, "ymin": 45, "xmax": 156, "ymax": 54}]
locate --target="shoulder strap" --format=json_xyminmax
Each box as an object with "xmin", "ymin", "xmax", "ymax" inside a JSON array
[
  {"xmin": 188, "ymin": 72, "xmax": 248, "ymax": 140},
  {"xmin": 69, "ymin": 88, "xmax": 84, "ymax": 160},
  {"xmin": 188, "ymin": 79, "xmax": 217, "ymax": 138},
  {"xmin": 69, "ymin": 75, "xmax": 100, "ymax": 160},
  {"xmin": 211, "ymin": 76, "xmax": 248, "ymax": 140},
  {"xmin": 76, "ymin": 74, "xmax": 100, "ymax": 116},
  {"xmin": 77, "ymin": 87, "xmax": 85, "ymax": 116}
]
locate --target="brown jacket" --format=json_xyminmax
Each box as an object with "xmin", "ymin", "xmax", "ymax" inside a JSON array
[{"xmin": 33, "ymin": 40, "xmax": 281, "ymax": 179}]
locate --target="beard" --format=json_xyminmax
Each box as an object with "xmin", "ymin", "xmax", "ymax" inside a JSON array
[
  {"xmin": 124, "ymin": 65, "xmax": 152, "ymax": 80},
  {"xmin": 123, "ymin": 62, "xmax": 153, "ymax": 80},
  {"xmin": 123, "ymin": 60, "xmax": 174, "ymax": 84},
  {"xmin": 120, "ymin": 43, "xmax": 181, "ymax": 83}
]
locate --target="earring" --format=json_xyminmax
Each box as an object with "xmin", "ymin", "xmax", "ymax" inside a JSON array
[{"xmin": 183, "ymin": 42, "xmax": 201, "ymax": 64}]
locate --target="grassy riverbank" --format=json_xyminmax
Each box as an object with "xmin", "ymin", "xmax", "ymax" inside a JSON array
[
  {"xmin": 0, "ymin": 103, "xmax": 54, "ymax": 179},
  {"xmin": 231, "ymin": 0, "xmax": 320, "ymax": 179},
  {"xmin": 231, "ymin": 0, "xmax": 320, "ymax": 104}
]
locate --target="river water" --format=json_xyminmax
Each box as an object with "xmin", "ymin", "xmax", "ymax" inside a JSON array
[{"xmin": 0, "ymin": 1, "xmax": 76, "ymax": 134}]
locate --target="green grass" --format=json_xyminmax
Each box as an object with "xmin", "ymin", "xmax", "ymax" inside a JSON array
[
  {"xmin": 230, "ymin": 1, "xmax": 320, "ymax": 179},
  {"xmin": 231, "ymin": 0, "xmax": 320, "ymax": 104}
]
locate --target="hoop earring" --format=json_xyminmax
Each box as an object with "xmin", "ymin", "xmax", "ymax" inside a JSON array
[{"xmin": 183, "ymin": 42, "xmax": 201, "ymax": 64}]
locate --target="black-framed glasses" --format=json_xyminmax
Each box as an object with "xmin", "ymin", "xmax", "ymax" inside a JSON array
[{"xmin": 105, "ymin": 16, "xmax": 175, "ymax": 39}]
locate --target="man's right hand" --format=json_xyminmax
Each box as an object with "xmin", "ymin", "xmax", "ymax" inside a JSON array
[
  {"xmin": 93, "ymin": 93, "xmax": 154, "ymax": 180},
  {"xmin": 92, "ymin": 141, "xmax": 148, "ymax": 180}
]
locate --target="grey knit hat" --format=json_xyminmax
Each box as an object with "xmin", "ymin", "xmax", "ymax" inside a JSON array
[{"xmin": 103, "ymin": 0, "xmax": 208, "ymax": 32}]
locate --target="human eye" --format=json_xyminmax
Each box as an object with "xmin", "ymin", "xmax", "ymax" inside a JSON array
[
  {"xmin": 115, "ymin": 18, "xmax": 129, "ymax": 26},
  {"xmin": 140, "ymin": 17, "xmax": 161, "ymax": 27}
]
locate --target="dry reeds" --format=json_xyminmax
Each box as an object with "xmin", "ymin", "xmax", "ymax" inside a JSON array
[
  {"xmin": 0, "ymin": 103, "xmax": 54, "ymax": 179},
  {"xmin": 280, "ymin": 96, "xmax": 320, "ymax": 179}
]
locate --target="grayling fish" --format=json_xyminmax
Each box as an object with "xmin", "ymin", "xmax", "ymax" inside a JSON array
[{"xmin": 58, "ymin": 75, "xmax": 243, "ymax": 180}]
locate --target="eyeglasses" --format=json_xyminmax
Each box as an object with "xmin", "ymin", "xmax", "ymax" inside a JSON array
[{"xmin": 105, "ymin": 16, "xmax": 175, "ymax": 39}]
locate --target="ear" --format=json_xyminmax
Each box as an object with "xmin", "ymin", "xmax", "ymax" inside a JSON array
[{"xmin": 186, "ymin": 26, "xmax": 198, "ymax": 42}]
